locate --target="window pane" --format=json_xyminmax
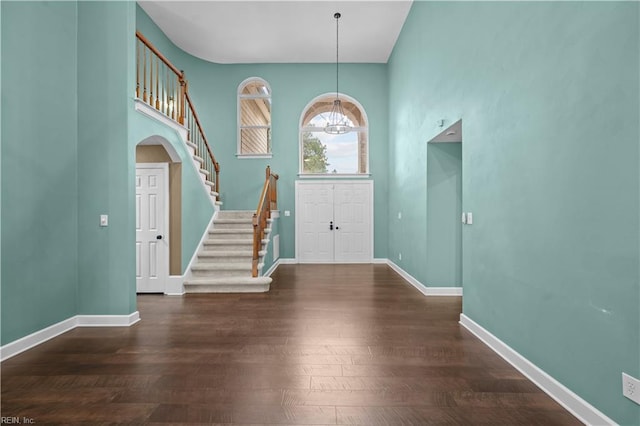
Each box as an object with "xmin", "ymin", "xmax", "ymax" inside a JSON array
[
  {"xmin": 240, "ymin": 98, "xmax": 270, "ymax": 127},
  {"xmin": 241, "ymin": 81, "xmax": 270, "ymax": 96},
  {"xmin": 302, "ymin": 131, "xmax": 359, "ymax": 174},
  {"xmin": 241, "ymin": 127, "xmax": 271, "ymax": 154}
]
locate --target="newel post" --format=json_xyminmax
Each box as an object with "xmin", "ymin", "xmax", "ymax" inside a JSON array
[
  {"xmin": 215, "ymin": 164, "xmax": 220, "ymax": 199},
  {"xmin": 252, "ymin": 213, "xmax": 259, "ymax": 277},
  {"xmin": 178, "ymin": 71, "xmax": 186, "ymax": 125}
]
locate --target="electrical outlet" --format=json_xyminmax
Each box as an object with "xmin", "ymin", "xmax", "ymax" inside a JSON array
[
  {"xmin": 399, "ymin": 253, "xmax": 402, "ymax": 261},
  {"xmin": 622, "ymin": 373, "xmax": 640, "ymax": 404}
]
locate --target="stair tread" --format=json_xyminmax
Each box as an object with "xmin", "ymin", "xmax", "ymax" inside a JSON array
[
  {"xmin": 192, "ymin": 263, "xmax": 252, "ymax": 270},
  {"xmin": 199, "ymin": 250, "xmax": 253, "ymax": 255},
  {"xmin": 204, "ymin": 239, "xmax": 253, "ymax": 244},
  {"xmin": 186, "ymin": 276, "xmax": 271, "ymax": 283},
  {"xmin": 199, "ymin": 250, "xmax": 265, "ymax": 257}
]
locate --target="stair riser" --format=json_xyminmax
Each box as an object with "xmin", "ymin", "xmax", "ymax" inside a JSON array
[
  {"xmin": 208, "ymin": 232, "xmax": 254, "ymax": 240},
  {"xmin": 212, "ymin": 222, "xmax": 254, "ymax": 230},
  {"xmin": 191, "ymin": 269, "xmax": 253, "ymax": 278},
  {"xmin": 203, "ymin": 243, "xmax": 253, "ymax": 251},
  {"xmin": 196, "ymin": 256, "xmax": 253, "ymax": 264},
  {"xmin": 217, "ymin": 212, "xmax": 255, "ymax": 219},
  {"xmin": 185, "ymin": 284, "xmax": 269, "ymax": 293}
]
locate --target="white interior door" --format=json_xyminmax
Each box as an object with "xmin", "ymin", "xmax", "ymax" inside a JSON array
[
  {"xmin": 296, "ymin": 181, "xmax": 373, "ymax": 263},
  {"xmin": 136, "ymin": 164, "xmax": 168, "ymax": 293}
]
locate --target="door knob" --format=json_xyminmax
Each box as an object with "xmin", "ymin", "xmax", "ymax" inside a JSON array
[
  {"xmin": 329, "ymin": 221, "xmax": 334, "ymax": 230},
  {"xmin": 156, "ymin": 235, "xmax": 163, "ymax": 240},
  {"xmin": 336, "ymin": 226, "xmax": 339, "ymax": 230}
]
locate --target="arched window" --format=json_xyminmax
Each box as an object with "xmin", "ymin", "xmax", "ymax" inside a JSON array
[
  {"xmin": 299, "ymin": 94, "xmax": 368, "ymax": 175},
  {"xmin": 237, "ymin": 77, "xmax": 271, "ymax": 157}
]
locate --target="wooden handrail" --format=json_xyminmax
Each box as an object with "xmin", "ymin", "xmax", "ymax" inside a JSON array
[
  {"xmin": 136, "ymin": 31, "xmax": 182, "ymax": 77},
  {"xmin": 252, "ymin": 166, "xmax": 279, "ymax": 277},
  {"xmin": 184, "ymin": 91, "xmax": 219, "ymax": 172},
  {"xmin": 135, "ymin": 30, "xmax": 220, "ymax": 200}
]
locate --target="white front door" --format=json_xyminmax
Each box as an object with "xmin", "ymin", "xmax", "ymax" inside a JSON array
[
  {"xmin": 296, "ymin": 181, "xmax": 373, "ymax": 263},
  {"xmin": 298, "ymin": 183, "xmax": 335, "ymax": 262},
  {"xmin": 135, "ymin": 164, "xmax": 168, "ymax": 293},
  {"xmin": 333, "ymin": 183, "xmax": 372, "ymax": 262}
]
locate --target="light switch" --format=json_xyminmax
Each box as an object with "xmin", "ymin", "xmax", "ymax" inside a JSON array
[
  {"xmin": 100, "ymin": 214, "xmax": 108, "ymax": 227},
  {"xmin": 398, "ymin": 212, "xmax": 402, "ymax": 220},
  {"xmin": 461, "ymin": 212, "xmax": 467, "ymax": 224},
  {"xmin": 467, "ymin": 212, "xmax": 473, "ymax": 225},
  {"xmin": 284, "ymin": 210, "xmax": 291, "ymax": 217}
]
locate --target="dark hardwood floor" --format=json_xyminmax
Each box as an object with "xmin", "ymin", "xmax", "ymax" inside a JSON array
[{"xmin": 1, "ymin": 264, "xmax": 580, "ymax": 425}]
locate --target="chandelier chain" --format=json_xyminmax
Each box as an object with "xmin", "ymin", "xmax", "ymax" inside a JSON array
[{"xmin": 335, "ymin": 13, "xmax": 339, "ymax": 99}]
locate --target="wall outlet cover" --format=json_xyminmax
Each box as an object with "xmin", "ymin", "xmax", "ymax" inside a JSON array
[{"xmin": 623, "ymin": 373, "xmax": 640, "ymax": 404}]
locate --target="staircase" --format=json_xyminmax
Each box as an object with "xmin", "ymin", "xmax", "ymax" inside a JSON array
[{"xmin": 184, "ymin": 210, "xmax": 273, "ymax": 293}]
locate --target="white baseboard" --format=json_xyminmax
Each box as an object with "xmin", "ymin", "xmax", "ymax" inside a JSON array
[
  {"xmin": 263, "ymin": 259, "xmax": 280, "ymax": 277},
  {"xmin": 372, "ymin": 258, "xmax": 388, "ymax": 264},
  {"xmin": 459, "ymin": 314, "xmax": 615, "ymax": 426},
  {"xmin": 77, "ymin": 311, "xmax": 140, "ymax": 327},
  {"xmin": 386, "ymin": 260, "xmax": 463, "ymax": 296},
  {"xmin": 166, "ymin": 275, "xmax": 185, "ymax": 295},
  {"xmin": 0, "ymin": 316, "xmax": 78, "ymax": 362},
  {"xmin": 1, "ymin": 312, "xmax": 140, "ymax": 362},
  {"xmin": 278, "ymin": 258, "xmax": 298, "ymax": 264}
]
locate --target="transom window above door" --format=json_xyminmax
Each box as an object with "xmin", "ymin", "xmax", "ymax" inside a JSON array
[
  {"xmin": 299, "ymin": 94, "xmax": 369, "ymax": 175},
  {"xmin": 237, "ymin": 77, "xmax": 271, "ymax": 158}
]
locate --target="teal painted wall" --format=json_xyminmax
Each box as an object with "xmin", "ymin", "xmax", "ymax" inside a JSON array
[
  {"xmin": 77, "ymin": 1, "xmax": 137, "ymax": 315},
  {"xmin": 1, "ymin": 1, "xmax": 79, "ymax": 344},
  {"xmin": 129, "ymin": 113, "xmax": 215, "ymax": 274},
  {"xmin": 426, "ymin": 143, "xmax": 462, "ymax": 287},
  {"xmin": 389, "ymin": 2, "xmax": 639, "ymax": 424},
  {"xmin": 137, "ymin": 7, "xmax": 389, "ymax": 261}
]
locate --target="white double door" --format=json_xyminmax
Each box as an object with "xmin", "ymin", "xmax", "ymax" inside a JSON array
[
  {"xmin": 296, "ymin": 181, "xmax": 373, "ymax": 263},
  {"xmin": 135, "ymin": 164, "xmax": 168, "ymax": 293}
]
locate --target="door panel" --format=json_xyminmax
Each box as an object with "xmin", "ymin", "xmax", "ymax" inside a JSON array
[{"xmin": 136, "ymin": 165, "xmax": 167, "ymax": 293}]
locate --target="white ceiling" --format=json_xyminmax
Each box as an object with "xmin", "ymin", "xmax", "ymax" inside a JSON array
[{"xmin": 138, "ymin": 1, "xmax": 413, "ymax": 64}]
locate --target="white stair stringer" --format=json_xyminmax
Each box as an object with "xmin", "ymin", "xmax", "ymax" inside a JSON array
[
  {"xmin": 191, "ymin": 153, "xmax": 218, "ymax": 206},
  {"xmin": 184, "ymin": 210, "xmax": 273, "ymax": 293}
]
